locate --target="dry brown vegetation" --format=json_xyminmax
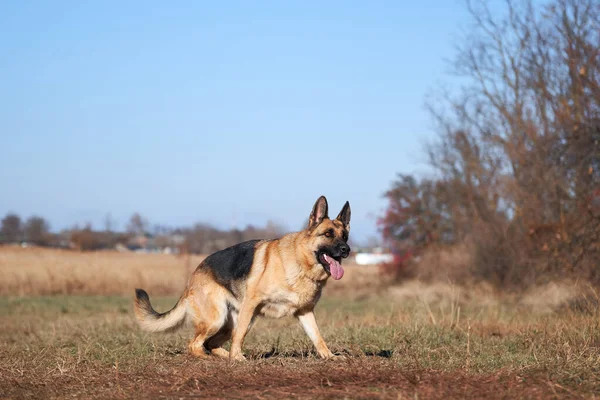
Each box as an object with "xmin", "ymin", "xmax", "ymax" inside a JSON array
[
  {"xmin": 379, "ymin": 0, "xmax": 600, "ymax": 288},
  {"xmin": 0, "ymin": 246, "xmax": 205, "ymax": 296},
  {"xmin": 0, "ymin": 246, "xmax": 381, "ymax": 297},
  {"xmin": 1, "ymin": 246, "xmax": 600, "ymax": 399}
]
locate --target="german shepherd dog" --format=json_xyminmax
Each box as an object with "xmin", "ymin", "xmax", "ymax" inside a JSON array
[{"xmin": 134, "ymin": 196, "xmax": 351, "ymax": 361}]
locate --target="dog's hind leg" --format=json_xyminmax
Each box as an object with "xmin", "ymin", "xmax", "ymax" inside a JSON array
[
  {"xmin": 187, "ymin": 294, "xmax": 228, "ymax": 359},
  {"xmin": 204, "ymin": 315, "xmax": 233, "ymax": 359},
  {"xmin": 188, "ymin": 325, "xmax": 213, "ymax": 358}
]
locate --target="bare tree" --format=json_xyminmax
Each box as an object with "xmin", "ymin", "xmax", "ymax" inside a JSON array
[
  {"xmin": 104, "ymin": 213, "xmax": 114, "ymax": 233},
  {"xmin": 1, "ymin": 213, "xmax": 22, "ymax": 243},
  {"xmin": 24, "ymin": 216, "xmax": 50, "ymax": 245},
  {"xmin": 127, "ymin": 213, "xmax": 148, "ymax": 236},
  {"xmin": 383, "ymin": 0, "xmax": 600, "ymax": 287}
]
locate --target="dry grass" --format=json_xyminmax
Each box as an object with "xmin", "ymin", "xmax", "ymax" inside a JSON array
[
  {"xmin": 0, "ymin": 246, "xmax": 206, "ymax": 296},
  {"xmin": 0, "ymin": 246, "xmax": 382, "ymax": 297},
  {"xmin": 411, "ymin": 243, "xmax": 475, "ymax": 282},
  {"xmin": 1, "ymin": 246, "xmax": 599, "ymax": 399}
]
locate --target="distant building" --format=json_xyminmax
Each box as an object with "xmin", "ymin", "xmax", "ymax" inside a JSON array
[
  {"xmin": 353, "ymin": 246, "xmax": 394, "ymax": 265},
  {"xmin": 120, "ymin": 233, "xmax": 182, "ymax": 254}
]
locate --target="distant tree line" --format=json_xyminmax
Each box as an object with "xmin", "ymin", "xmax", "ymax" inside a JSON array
[
  {"xmin": 0, "ymin": 211, "xmax": 287, "ymax": 254},
  {"xmin": 380, "ymin": 0, "xmax": 600, "ymax": 287},
  {"xmin": 1, "ymin": 213, "xmax": 50, "ymax": 246}
]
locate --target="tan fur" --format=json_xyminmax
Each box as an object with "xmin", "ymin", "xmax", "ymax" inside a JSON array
[
  {"xmin": 133, "ymin": 295, "xmax": 188, "ymax": 333},
  {"xmin": 133, "ymin": 196, "xmax": 350, "ymax": 361}
]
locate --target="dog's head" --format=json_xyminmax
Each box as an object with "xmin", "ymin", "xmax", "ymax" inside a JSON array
[{"xmin": 305, "ymin": 195, "xmax": 351, "ymax": 280}]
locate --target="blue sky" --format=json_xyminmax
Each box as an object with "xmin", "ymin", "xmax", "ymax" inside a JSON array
[{"xmin": 0, "ymin": 0, "xmax": 467, "ymax": 243}]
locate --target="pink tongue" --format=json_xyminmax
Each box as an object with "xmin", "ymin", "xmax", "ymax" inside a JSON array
[{"xmin": 324, "ymin": 254, "xmax": 344, "ymax": 280}]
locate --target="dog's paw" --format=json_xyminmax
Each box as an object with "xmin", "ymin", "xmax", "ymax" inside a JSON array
[
  {"xmin": 211, "ymin": 348, "xmax": 230, "ymax": 359},
  {"xmin": 319, "ymin": 350, "xmax": 348, "ymax": 361},
  {"xmin": 318, "ymin": 350, "xmax": 337, "ymax": 360},
  {"xmin": 229, "ymin": 352, "xmax": 247, "ymax": 362}
]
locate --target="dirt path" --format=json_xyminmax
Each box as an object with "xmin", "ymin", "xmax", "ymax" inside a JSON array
[{"xmin": 2, "ymin": 357, "xmax": 588, "ymax": 400}]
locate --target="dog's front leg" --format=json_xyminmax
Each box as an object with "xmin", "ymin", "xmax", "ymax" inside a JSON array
[
  {"xmin": 229, "ymin": 300, "xmax": 258, "ymax": 361},
  {"xmin": 296, "ymin": 310, "xmax": 334, "ymax": 359}
]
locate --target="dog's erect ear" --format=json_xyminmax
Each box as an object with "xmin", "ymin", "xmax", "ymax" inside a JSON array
[
  {"xmin": 308, "ymin": 195, "xmax": 329, "ymax": 229},
  {"xmin": 336, "ymin": 201, "xmax": 351, "ymax": 229}
]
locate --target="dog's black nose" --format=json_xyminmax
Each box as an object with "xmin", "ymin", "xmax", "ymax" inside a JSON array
[{"xmin": 339, "ymin": 243, "xmax": 351, "ymax": 257}]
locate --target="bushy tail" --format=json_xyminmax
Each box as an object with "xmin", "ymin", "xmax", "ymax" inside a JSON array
[{"xmin": 133, "ymin": 289, "xmax": 188, "ymax": 333}]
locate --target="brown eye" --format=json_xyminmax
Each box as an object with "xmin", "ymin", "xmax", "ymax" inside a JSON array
[{"xmin": 324, "ymin": 230, "xmax": 333, "ymax": 238}]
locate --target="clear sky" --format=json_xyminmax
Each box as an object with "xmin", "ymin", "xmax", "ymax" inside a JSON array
[{"xmin": 0, "ymin": 0, "xmax": 468, "ymax": 243}]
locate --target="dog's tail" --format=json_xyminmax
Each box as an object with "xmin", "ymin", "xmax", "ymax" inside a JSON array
[{"xmin": 133, "ymin": 288, "xmax": 188, "ymax": 333}]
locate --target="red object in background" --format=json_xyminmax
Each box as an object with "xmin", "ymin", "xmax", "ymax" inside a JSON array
[{"xmin": 378, "ymin": 247, "xmax": 414, "ymax": 278}]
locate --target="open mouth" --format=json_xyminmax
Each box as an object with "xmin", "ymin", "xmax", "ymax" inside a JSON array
[{"xmin": 317, "ymin": 252, "xmax": 344, "ymax": 280}]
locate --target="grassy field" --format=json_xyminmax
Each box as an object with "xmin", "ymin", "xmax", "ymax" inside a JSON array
[{"xmin": 1, "ymin": 247, "xmax": 600, "ymax": 399}]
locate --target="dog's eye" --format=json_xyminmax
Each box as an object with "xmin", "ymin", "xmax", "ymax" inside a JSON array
[{"xmin": 324, "ymin": 230, "xmax": 333, "ymax": 238}]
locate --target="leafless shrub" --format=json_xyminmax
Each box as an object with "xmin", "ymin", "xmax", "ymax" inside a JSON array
[{"xmin": 382, "ymin": 0, "xmax": 600, "ymax": 288}]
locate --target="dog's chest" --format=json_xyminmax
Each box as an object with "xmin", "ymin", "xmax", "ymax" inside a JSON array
[{"xmin": 258, "ymin": 280, "xmax": 323, "ymax": 319}]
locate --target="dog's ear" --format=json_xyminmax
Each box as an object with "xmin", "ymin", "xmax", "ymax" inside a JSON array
[
  {"xmin": 336, "ymin": 201, "xmax": 351, "ymax": 229},
  {"xmin": 308, "ymin": 196, "xmax": 329, "ymax": 229}
]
